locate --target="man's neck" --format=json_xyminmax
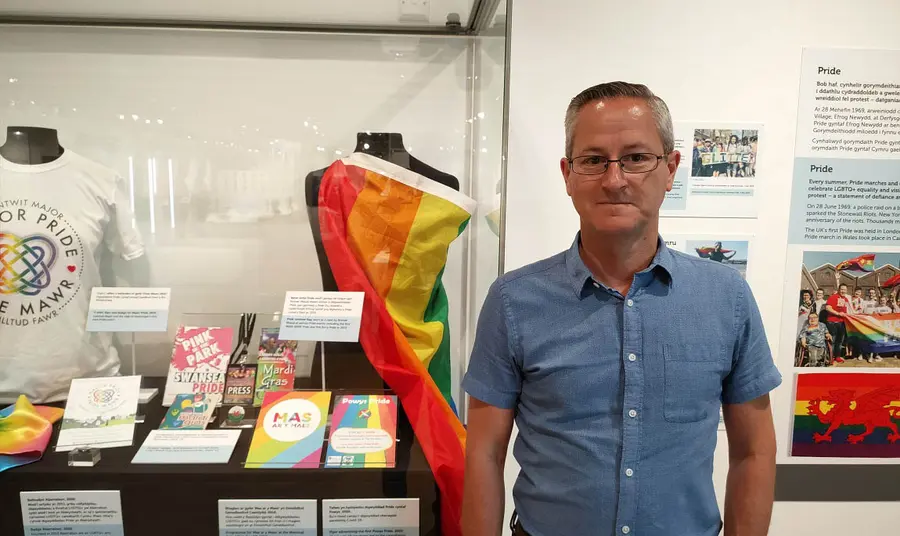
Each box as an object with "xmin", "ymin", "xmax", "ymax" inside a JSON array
[{"xmin": 579, "ymin": 227, "xmax": 659, "ymax": 295}]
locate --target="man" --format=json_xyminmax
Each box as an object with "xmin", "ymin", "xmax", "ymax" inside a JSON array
[
  {"xmin": 814, "ymin": 288, "xmax": 827, "ymax": 317},
  {"xmin": 462, "ymin": 82, "xmax": 781, "ymax": 536},
  {"xmin": 824, "ymin": 284, "xmax": 851, "ymax": 363}
]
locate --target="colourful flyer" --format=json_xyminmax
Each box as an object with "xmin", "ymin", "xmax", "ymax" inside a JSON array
[
  {"xmin": 258, "ymin": 327, "xmax": 299, "ymax": 361},
  {"xmin": 325, "ymin": 394, "xmax": 398, "ymax": 468},
  {"xmin": 253, "ymin": 358, "xmax": 296, "ymax": 407},
  {"xmin": 223, "ymin": 365, "xmax": 257, "ymax": 406},
  {"xmin": 245, "ymin": 391, "xmax": 332, "ymax": 469},
  {"xmin": 163, "ymin": 325, "xmax": 233, "ymax": 406},
  {"xmin": 160, "ymin": 393, "xmax": 219, "ymax": 430},
  {"xmin": 792, "ymin": 373, "xmax": 900, "ymax": 458}
]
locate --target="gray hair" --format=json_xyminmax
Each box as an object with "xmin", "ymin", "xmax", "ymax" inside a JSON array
[{"xmin": 564, "ymin": 81, "xmax": 674, "ymax": 159}]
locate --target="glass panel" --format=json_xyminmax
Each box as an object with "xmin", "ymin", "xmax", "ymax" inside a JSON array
[{"xmin": 0, "ymin": 0, "xmax": 477, "ymax": 30}]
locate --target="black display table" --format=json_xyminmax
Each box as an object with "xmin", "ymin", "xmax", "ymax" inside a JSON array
[{"xmin": 0, "ymin": 377, "xmax": 440, "ymax": 536}]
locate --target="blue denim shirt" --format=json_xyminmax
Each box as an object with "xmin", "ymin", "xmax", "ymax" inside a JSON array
[{"xmin": 463, "ymin": 236, "xmax": 782, "ymax": 536}]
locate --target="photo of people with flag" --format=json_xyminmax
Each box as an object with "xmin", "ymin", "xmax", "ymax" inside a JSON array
[{"xmin": 796, "ymin": 251, "xmax": 900, "ymax": 368}]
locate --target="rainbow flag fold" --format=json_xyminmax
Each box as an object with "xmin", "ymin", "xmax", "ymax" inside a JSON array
[
  {"xmin": 0, "ymin": 395, "xmax": 64, "ymax": 472},
  {"xmin": 835, "ymin": 253, "xmax": 875, "ymax": 272},
  {"xmin": 318, "ymin": 152, "xmax": 474, "ymax": 536},
  {"xmin": 844, "ymin": 313, "xmax": 900, "ymax": 353}
]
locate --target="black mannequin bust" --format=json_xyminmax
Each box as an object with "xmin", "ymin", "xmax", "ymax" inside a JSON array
[
  {"xmin": 304, "ymin": 133, "xmax": 458, "ymax": 503},
  {"xmin": 0, "ymin": 127, "xmax": 65, "ymax": 165},
  {"xmin": 304, "ymin": 131, "xmax": 459, "ymax": 324}
]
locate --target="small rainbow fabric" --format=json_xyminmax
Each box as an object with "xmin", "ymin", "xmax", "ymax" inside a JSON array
[
  {"xmin": 325, "ymin": 394, "xmax": 398, "ymax": 468},
  {"xmin": 244, "ymin": 391, "xmax": 332, "ymax": 469},
  {"xmin": 844, "ymin": 313, "xmax": 900, "ymax": 354},
  {"xmin": 0, "ymin": 395, "xmax": 64, "ymax": 472},
  {"xmin": 792, "ymin": 373, "xmax": 900, "ymax": 458},
  {"xmin": 319, "ymin": 152, "xmax": 474, "ymax": 536},
  {"xmin": 835, "ymin": 253, "xmax": 875, "ymax": 272}
]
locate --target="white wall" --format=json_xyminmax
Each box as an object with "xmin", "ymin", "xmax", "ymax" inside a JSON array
[{"xmin": 503, "ymin": 0, "xmax": 900, "ymax": 533}]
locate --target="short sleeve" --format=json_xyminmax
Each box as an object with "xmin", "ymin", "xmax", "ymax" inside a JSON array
[
  {"xmin": 722, "ymin": 277, "xmax": 782, "ymax": 405},
  {"xmin": 462, "ymin": 279, "xmax": 522, "ymax": 410},
  {"xmin": 104, "ymin": 175, "xmax": 145, "ymax": 260}
]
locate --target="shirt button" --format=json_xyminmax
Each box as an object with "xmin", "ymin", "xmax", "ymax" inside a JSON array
[
  {"xmin": 626, "ymin": 299, "xmax": 634, "ymax": 307},
  {"xmin": 628, "ymin": 353, "xmax": 637, "ymax": 362},
  {"xmin": 628, "ymin": 409, "xmax": 637, "ymax": 418},
  {"xmin": 622, "ymin": 526, "xmax": 631, "ymax": 534},
  {"xmin": 625, "ymin": 468, "xmax": 634, "ymax": 477}
]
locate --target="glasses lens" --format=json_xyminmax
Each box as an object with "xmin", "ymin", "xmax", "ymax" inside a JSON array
[
  {"xmin": 620, "ymin": 153, "xmax": 659, "ymax": 173},
  {"xmin": 573, "ymin": 155, "xmax": 608, "ymax": 175}
]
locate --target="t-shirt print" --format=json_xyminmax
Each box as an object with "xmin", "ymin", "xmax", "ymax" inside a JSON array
[{"xmin": 0, "ymin": 150, "xmax": 144, "ymax": 403}]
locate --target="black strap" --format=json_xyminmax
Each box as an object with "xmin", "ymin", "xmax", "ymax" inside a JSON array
[{"xmin": 229, "ymin": 313, "xmax": 257, "ymax": 365}]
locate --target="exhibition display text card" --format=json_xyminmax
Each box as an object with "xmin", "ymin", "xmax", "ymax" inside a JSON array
[
  {"xmin": 218, "ymin": 499, "xmax": 317, "ymax": 536},
  {"xmin": 132, "ymin": 430, "xmax": 241, "ymax": 464},
  {"xmin": 56, "ymin": 376, "xmax": 141, "ymax": 452},
  {"xmin": 788, "ymin": 48, "xmax": 900, "ymax": 245},
  {"xmin": 323, "ymin": 498, "xmax": 419, "ymax": 536},
  {"xmin": 21, "ymin": 490, "xmax": 123, "ymax": 536},
  {"xmin": 662, "ymin": 121, "xmax": 761, "ymax": 218},
  {"xmin": 279, "ymin": 291, "xmax": 364, "ymax": 342},
  {"xmin": 325, "ymin": 394, "xmax": 398, "ymax": 468},
  {"xmin": 778, "ymin": 47, "xmax": 900, "ymax": 466},
  {"xmin": 85, "ymin": 287, "xmax": 171, "ymax": 332},
  {"xmin": 245, "ymin": 390, "xmax": 332, "ymax": 469}
]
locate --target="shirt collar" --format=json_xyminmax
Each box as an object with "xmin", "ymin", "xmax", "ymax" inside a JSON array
[{"xmin": 564, "ymin": 233, "xmax": 675, "ymax": 298}]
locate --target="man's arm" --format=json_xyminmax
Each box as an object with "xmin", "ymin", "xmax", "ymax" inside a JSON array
[
  {"xmin": 462, "ymin": 398, "xmax": 515, "ymax": 536},
  {"xmin": 723, "ymin": 394, "xmax": 777, "ymax": 536}
]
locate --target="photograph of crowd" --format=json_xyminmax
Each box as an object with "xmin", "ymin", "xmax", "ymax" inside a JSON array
[
  {"xmin": 690, "ymin": 128, "xmax": 758, "ymax": 178},
  {"xmin": 686, "ymin": 240, "xmax": 749, "ymax": 279},
  {"xmin": 795, "ymin": 251, "xmax": 900, "ymax": 368}
]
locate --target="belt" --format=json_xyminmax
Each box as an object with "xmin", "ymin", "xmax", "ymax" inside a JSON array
[{"xmin": 510, "ymin": 512, "xmax": 531, "ymax": 536}]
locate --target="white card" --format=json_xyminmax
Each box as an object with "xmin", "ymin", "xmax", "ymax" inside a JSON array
[
  {"xmin": 56, "ymin": 376, "xmax": 141, "ymax": 452},
  {"xmin": 279, "ymin": 291, "xmax": 364, "ymax": 342},
  {"xmin": 132, "ymin": 430, "xmax": 240, "ymax": 464},
  {"xmin": 323, "ymin": 498, "xmax": 419, "ymax": 536},
  {"xmin": 21, "ymin": 490, "xmax": 123, "ymax": 536},
  {"xmin": 218, "ymin": 499, "xmax": 317, "ymax": 536},
  {"xmin": 86, "ymin": 287, "xmax": 171, "ymax": 332}
]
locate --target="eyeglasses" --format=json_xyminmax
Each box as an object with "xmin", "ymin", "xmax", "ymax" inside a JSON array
[{"xmin": 568, "ymin": 153, "xmax": 667, "ymax": 176}]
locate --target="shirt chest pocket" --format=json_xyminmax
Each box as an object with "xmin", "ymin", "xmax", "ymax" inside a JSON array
[{"xmin": 663, "ymin": 343, "xmax": 728, "ymax": 423}]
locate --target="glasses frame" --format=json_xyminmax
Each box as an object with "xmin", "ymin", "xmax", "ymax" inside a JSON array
[{"xmin": 567, "ymin": 152, "xmax": 669, "ymax": 176}]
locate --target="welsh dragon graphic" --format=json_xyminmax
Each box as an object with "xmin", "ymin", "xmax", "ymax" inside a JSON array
[{"xmin": 807, "ymin": 387, "xmax": 900, "ymax": 444}]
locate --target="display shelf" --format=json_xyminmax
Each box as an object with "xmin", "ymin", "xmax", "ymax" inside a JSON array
[{"xmin": 0, "ymin": 378, "xmax": 439, "ymax": 536}]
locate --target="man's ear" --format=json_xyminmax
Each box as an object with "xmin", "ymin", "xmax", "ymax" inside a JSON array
[
  {"xmin": 665, "ymin": 150, "xmax": 681, "ymax": 192},
  {"xmin": 561, "ymin": 157, "xmax": 574, "ymax": 197}
]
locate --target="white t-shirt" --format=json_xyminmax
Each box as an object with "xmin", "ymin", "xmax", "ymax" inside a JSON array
[{"xmin": 0, "ymin": 150, "xmax": 144, "ymax": 403}]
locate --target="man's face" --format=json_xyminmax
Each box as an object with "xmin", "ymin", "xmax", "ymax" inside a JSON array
[
  {"xmin": 560, "ymin": 97, "xmax": 679, "ymax": 236},
  {"xmin": 881, "ymin": 297, "xmax": 888, "ymax": 306},
  {"xmin": 869, "ymin": 289, "xmax": 877, "ymax": 300},
  {"xmin": 816, "ymin": 290, "xmax": 824, "ymax": 300},
  {"xmin": 854, "ymin": 289, "xmax": 862, "ymax": 298},
  {"xmin": 803, "ymin": 293, "xmax": 812, "ymax": 304},
  {"xmin": 840, "ymin": 286, "xmax": 848, "ymax": 296}
]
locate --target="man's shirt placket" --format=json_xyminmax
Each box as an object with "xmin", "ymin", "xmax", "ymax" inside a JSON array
[{"xmin": 615, "ymin": 275, "xmax": 648, "ymax": 535}]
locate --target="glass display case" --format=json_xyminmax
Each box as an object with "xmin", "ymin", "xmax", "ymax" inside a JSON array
[{"xmin": 0, "ymin": 2, "xmax": 509, "ymax": 535}]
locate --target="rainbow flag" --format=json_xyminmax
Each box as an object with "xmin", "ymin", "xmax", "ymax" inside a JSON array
[
  {"xmin": 0, "ymin": 395, "xmax": 63, "ymax": 472},
  {"xmin": 793, "ymin": 373, "xmax": 900, "ymax": 458},
  {"xmin": 835, "ymin": 253, "xmax": 875, "ymax": 272},
  {"xmin": 881, "ymin": 273, "xmax": 900, "ymax": 288},
  {"xmin": 844, "ymin": 313, "xmax": 900, "ymax": 353},
  {"xmin": 319, "ymin": 152, "xmax": 474, "ymax": 536}
]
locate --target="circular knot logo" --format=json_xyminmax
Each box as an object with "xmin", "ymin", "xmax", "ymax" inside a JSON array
[{"xmin": 0, "ymin": 232, "xmax": 58, "ymax": 296}]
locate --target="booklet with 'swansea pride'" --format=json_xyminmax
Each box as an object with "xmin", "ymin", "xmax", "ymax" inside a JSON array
[
  {"xmin": 244, "ymin": 391, "xmax": 332, "ymax": 469},
  {"xmin": 163, "ymin": 326, "xmax": 233, "ymax": 406},
  {"xmin": 325, "ymin": 394, "xmax": 398, "ymax": 468}
]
